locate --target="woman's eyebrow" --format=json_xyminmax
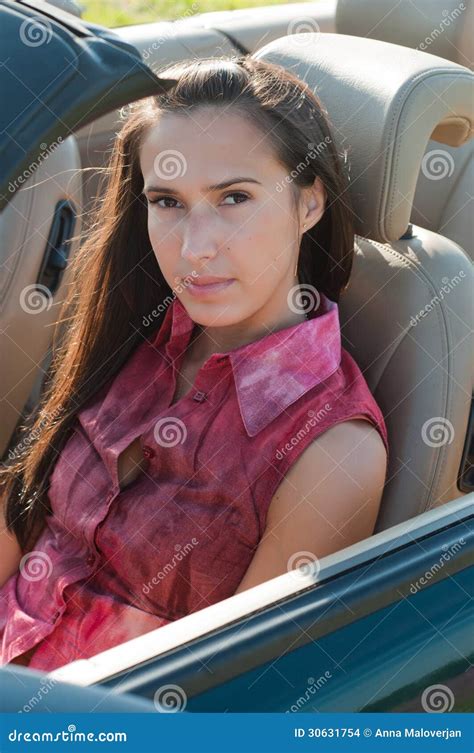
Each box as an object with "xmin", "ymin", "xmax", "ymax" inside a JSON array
[{"xmin": 143, "ymin": 177, "xmax": 262, "ymax": 195}]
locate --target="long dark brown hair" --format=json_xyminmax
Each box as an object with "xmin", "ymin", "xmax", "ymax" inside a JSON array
[{"xmin": 1, "ymin": 55, "xmax": 355, "ymax": 551}]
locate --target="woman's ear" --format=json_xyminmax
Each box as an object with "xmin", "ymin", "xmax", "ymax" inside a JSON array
[{"xmin": 299, "ymin": 177, "xmax": 327, "ymax": 232}]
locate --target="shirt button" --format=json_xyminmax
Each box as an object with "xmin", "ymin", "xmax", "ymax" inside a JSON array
[
  {"xmin": 142, "ymin": 445, "xmax": 155, "ymax": 459},
  {"xmin": 193, "ymin": 391, "xmax": 207, "ymax": 402},
  {"xmin": 86, "ymin": 553, "xmax": 96, "ymax": 566}
]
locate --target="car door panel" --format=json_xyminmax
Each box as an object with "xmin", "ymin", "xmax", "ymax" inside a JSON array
[{"xmin": 87, "ymin": 497, "xmax": 474, "ymax": 713}]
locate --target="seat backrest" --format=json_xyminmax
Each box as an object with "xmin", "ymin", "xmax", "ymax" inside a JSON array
[
  {"xmin": 341, "ymin": 229, "xmax": 472, "ymax": 531},
  {"xmin": 0, "ymin": 136, "xmax": 82, "ymax": 458},
  {"xmin": 336, "ymin": 0, "xmax": 474, "ymax": 260},
  {"xmin": 253, "ymin": 33, "xmax": 473, "ymax": 530}
]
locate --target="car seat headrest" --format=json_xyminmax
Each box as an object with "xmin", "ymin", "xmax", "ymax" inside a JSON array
[{"xmin": 253, "ymin": 33, "xmax": 473, "ymax": 243}]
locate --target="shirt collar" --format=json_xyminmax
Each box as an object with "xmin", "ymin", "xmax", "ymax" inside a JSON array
[{"xmin": 152, "ymin": 292, "xmax": 341, "ymax": 437}]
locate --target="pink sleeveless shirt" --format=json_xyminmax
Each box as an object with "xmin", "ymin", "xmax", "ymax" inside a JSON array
[{"xmin": 0, "ymin": 294, "xmax": 388, "ymax": 672}]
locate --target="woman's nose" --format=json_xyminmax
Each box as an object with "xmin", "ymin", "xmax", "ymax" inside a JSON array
[{"xmin": 180, "ymin": 230, "xmax": 219, "ymax": 265}]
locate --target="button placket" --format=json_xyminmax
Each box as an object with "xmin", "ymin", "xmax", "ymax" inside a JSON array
[
  {"xmin": 139, "ymin": 369, "xmax": 219, "ymax": 469},
  {"xmin": 86, "ymin": 489, "xmax": 115, "ymax": 570}
]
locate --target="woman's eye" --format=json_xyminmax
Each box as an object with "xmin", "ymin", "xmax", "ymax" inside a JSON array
[
  {"xmin": 147, "ymin": 196, "xmax": 180, "ymax": 208},
  {"xmin": 146, "ymin": 192, "xmax": 249, "ymax": 208},
  {"xmin": 222, "ymin": 192, "xmax": 249, "ymax": 205}
]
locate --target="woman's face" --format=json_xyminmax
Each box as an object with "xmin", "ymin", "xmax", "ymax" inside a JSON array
[{"xmin": 140, "ymin": 106, "xmax": 325, "ymax": 329}]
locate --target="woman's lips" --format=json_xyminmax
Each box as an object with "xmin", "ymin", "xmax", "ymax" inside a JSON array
[{"xmin": 186, "ymin": 278, "xmax": 236, "ymax": 297}]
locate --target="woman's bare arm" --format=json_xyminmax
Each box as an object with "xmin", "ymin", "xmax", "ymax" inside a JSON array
[{"xmin": 234, "ymin": 419, "xmax": 387, "ymax": 594}]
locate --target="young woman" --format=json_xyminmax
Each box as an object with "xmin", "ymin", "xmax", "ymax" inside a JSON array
[{"xmin": 0, "ymin": 56, "xmax": 388, "ymax": 672}]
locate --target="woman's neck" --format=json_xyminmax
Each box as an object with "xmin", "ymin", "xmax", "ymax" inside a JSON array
[{"xmin": 187, "ymin": 308, "xmax": 307, "ymax": 364}]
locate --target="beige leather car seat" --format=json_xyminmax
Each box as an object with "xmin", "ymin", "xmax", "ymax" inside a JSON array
[
  {"xmin": 254, "ymin": 33, "xmax": 473, "ymax": 531},
  {"xmin": 0, "ymin": 136, "xmax": 82, "ymax": 459},
  {"xmin": 336, "ymin": 0, "xmax": 474, "ymax": 260}
]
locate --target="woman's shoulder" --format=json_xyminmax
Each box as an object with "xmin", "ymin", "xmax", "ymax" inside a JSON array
[
  {"xmin": 236, "ymin": 417, "xmax": 388, "ymax": 590},
  {"xmin": 268, "ymin": 343, "xmax": 389, "ymax": 460},
  {"xmin": 264, "ymin": 417, "xmax": 388, "ymax": 560},
  {"xmin": 285, "ymin": 417, "xmax": 387, "ymax": 496}
]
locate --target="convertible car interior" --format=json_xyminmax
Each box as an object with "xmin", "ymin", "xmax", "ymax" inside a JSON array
[
  {"xmin": 2, "ymin": 0, "xmax": 472, "ymax": 531},
  {"xmin": 0, "ymin": 0, "xmax": 472, "ymax": 711}
]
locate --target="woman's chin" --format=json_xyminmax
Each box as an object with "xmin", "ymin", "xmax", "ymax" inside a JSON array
[{"xmin": 181, "ymin": 294, "xmax": 243, "ymax": 327}]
